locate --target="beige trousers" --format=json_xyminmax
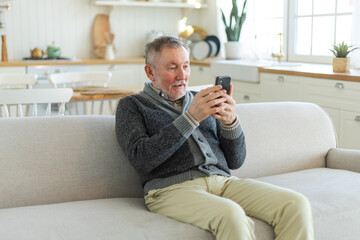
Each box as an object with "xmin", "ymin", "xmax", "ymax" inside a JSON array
[{"xmin": 145, "ymin": 175, "xmax": 314, "ymax": 240}]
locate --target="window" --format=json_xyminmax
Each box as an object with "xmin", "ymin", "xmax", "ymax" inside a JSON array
[
  {"xmin": 289, "ymin": 0, "xmax": 354, "ymax": 63},
  {"xmin": 218, "ymin": 0, "xmax": 354, "ymax": 64}
]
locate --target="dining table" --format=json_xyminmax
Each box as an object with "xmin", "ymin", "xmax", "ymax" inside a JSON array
[{"xmin": 70, "ymin": 86, "xmax": 142, "ymax": 102}]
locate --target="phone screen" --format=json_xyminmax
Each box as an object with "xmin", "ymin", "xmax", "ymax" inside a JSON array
[{"xmin": 215, "ymin": 76, "xmax": 231, "ymax": 94}]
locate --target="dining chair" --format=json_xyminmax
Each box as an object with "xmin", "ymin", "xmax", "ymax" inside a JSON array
[
  {"xmin": 0, "ymin": 73, "xmax": 37, "ymax": 89},
  {"xmin": 48, "ymin": 71, "xmax": 112, "ymax": 115},
  {"xmin": 0, "ymin": 88, "xmax": 73, "ymax": 118},
  {"xmin": 0, "ymin": 73, "xmax": 38, "ymax": 117}
]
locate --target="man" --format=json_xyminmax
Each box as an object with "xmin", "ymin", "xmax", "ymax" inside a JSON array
[{"xmin": 116, "ymin": 36, "xmax": 314, "ymax": 240}]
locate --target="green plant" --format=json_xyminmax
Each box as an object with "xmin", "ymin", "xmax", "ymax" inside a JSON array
[
  {"xmin": 330, "ymin": 41, "xmax": 358, "ymax": 58},
  {"xmin": 221, "ymin": 0, "xmax": 247, "ymax": 42}
]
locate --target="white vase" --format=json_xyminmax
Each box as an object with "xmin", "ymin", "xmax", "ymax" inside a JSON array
[
  {"xmin": 105, "ymin": 45, "xmax": 115, "ymax": 60},
  {"xmin": 224, "ymin": 42, "xmax": 242, "ymax": 59}
]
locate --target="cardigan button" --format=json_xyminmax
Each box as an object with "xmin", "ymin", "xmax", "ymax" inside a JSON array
[
  {"xmin": 206, "ymin": 153, "xmax": 211, "ymax": 157},
  {"xmin": 198, "ymin": 137, "xmax": 203, "ymax": 142}
]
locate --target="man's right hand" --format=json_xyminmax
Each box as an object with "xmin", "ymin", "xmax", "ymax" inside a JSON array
[{"xmin": 188, "ymin": 85, "xmax": 227, "ymax": 123}]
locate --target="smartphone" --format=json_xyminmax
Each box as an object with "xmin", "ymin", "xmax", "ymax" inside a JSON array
[{"xmin": 215, "ymin": 75, "xmax": 231, "ymax": 94}]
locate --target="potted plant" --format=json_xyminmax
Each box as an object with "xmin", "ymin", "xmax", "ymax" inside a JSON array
[
  {"xmin": 330, "ymin": 41, "xmax": 358, "ymax": 73},
  {"xmin": 220, "ymin": 0, "xmax": 247, "ymax": 59}
]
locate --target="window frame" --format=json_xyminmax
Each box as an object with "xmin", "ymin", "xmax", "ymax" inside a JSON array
[{"xmin": 287, "ymin": 0, "xmax": 353, "ymax": 64}]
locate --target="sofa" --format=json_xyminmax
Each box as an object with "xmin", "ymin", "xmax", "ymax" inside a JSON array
[{"xmin": 0, "ymin": 102, "xmax": 360, "ymax": 240}]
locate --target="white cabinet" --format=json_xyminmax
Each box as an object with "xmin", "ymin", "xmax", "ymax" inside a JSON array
[
  {"xmin": 260, "ymin": 73, "xmax": 303, "ymax": 102},
  {"xmin": 189, "ymin": 65, "xmax": 213, "ymax": 86},
  {"xmin": 339, "ymin": 110, "xmax": 360, "ymax": 149},
  {"xmin": 259, "ymin": 73, "xmax": 360, "ymax": 149},
  {"xmin": 232, "ymin": 80, "xmax": 260, "ymax": 104},
  {"xmin": 303, "ymin": 77, "xmax": 360, "ymax": 149},
  {"xmin": 303, "ymin": 77, "xmax": 360, "ymax": 113},
  {"xmin": 92, "ymin": 1, "xmax": 207, "ymax": 8},
  {"xmin": 321, "ymin": 107, "xmax": 340, "ymax": 140},
  {"xmin": 0, "ymin": 66, "xmax": 26, "ymax": 74},
  {"xmin": 86, "ymin": 64, "xmax": 148, "ymax": 88}
]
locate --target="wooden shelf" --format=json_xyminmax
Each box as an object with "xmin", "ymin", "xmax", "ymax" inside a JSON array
[{"xmin": 93, "ymin": 1, "xmax": 207, "ymax": 9}]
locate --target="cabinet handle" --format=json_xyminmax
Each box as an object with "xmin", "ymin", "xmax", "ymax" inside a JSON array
[
  {"xmin": 243, "ymin": 95, "xmax": 250, "ymax": 101},
  {"xmin": 277, "ymin": 76, "xmax": 285, "ymax": 82},
  {"xmin": 109, "ymin": 65, "xmax": 118, "ymax": 70},
  {"xmin": 199, "ymin": 67, "xmax": 203, "ymax": 72},
  {"xmin": 334, "ymin": 82, "xmax": 344, "ymax": 89},
  {"xmin": 355, "ymin": 116, "xmax": 360, "ymax": 122}
]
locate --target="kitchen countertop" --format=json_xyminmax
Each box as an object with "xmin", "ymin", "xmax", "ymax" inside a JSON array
[
  {"xmin": 259, "ymin": 63, "xmax": 360, "ymax": 82},
  {"xmin": 0, "ymin": 58, "xmax": 213, "ymax": 67},
  {"xmin": 1, "ymin": 58, "xmax": 360, "ymax": 82},
  {"xmin": 0, "ymin": 58, "xmax": 146, "ymax": 66}
]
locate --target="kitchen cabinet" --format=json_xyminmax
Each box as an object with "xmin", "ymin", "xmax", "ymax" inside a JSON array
[
  {"xmin": 339, "ymin": 110, "xmax": 360, "ymax": 149},
  {"xmin": 321, "ymin": 107, "xmax": 340, "ymax": 140},
  {"xmin": 86, "ymin": 64, "xmax": 148, "ymax": 88},
  {"xmin": 0, "ymin": 66, "xmax": 26, "ymax": 74},
  {"xmin": 232, "ymin": 80, "xmax": 260, "ymax": 104},
  {"xmin": 303, "ymin": 77, "xmax": 360, "ymax": 113},
  {"xmin": 189, "ymin": 65, "xmax": 213, "ymax": 86},
  {"xmin": 258, "ymin": 72, "xmax": 360, "ymax": 149},
  {"xmin": 92, "ymin": 1, "xmax": 207, "ymax": 9},
  {"xmin": 260, "ymin": 73, "xmax": 303, "ymax": 102}
]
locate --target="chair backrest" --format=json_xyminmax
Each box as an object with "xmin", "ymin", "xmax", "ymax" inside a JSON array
[
  {"xmin": 48, "ymin": 71, "xmax": 113, "ymax": 115},
  {"xmin": 0, "ymin": 73, "xmax": 37, "ymax": 89},
  {"xmin": 48, "ymin": 71, "xmax": 112, "ymax": 88},
  {"xmin": 0, "ymin": 88, "xmax": 73, "ymax": 117}
]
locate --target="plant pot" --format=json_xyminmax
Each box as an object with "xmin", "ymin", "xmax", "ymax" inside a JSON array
[
  {"xmin": 333, "ymin": 57, "xmax": 350, "ymax": 73},
  {"xmin": 224, "ymin": 42, "xmax": 242, "ymax": 59}
]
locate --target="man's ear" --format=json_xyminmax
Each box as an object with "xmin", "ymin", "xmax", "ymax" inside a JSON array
[{"xmin": 145, "ymin": 64, "xmax": 155, "ymax": 81}]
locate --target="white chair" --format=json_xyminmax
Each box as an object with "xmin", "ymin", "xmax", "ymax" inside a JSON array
[
  {"xmin": 0, "ymin": 73, "xmax": 37, "ymax": 89},
  {"xmin": 49, "ymin": 71, "xmax": 112, "ymax": 115},
  {"xmin": 0, "ymin": 88, "xmax": 73, "ymax": 118}
]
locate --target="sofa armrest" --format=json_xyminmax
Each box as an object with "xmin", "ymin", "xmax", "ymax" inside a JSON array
[{"xmin": 326, "ymin": 148, "xmax": 360, "ymax": 173}]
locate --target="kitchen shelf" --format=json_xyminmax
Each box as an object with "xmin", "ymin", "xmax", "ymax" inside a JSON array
[{"xmin": 93, "ymin": 1, "xmax": 207, "ymax": 9}]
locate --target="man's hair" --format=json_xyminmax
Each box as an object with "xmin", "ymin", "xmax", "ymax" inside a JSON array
[{"xmin": 145, "ymin": 35, "xmax": 190, "ymax": 67}]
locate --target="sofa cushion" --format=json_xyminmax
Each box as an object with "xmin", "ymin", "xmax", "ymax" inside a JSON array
[
  {"xmin": 234, "ymin": 102, "xmax": 336, "ymax": 178},
  {"xmin": 256, "ymin": 168, "xmax": 360, "ymax": 240},
  {"xmin": 1, "ymin": 168, "xmax": 358, "ymax": 240},
  {"xmin": 0, "ymin": 198, "xmax": 214, "ymax": 240},
  {"xmin": 0, "ymin": 116, "xmax": 144, "ymax": 209}
]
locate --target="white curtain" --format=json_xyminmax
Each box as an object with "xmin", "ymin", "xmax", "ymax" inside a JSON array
[{"xmin": 351, "ymin": 0, "xmax": 360, "ymax": 68}]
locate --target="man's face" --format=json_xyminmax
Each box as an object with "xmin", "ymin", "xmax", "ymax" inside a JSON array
[{"xmin": 150, "ymin": 46, "xmax": 190, "ymax": 101}]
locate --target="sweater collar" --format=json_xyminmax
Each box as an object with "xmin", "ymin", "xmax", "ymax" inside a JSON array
[{"xmin": 142, "ymin": 82, "xmax": 193, "ymax": 113}]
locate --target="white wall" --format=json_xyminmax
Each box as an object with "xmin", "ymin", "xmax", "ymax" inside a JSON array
[{"xmin": 0, "ymin": 0, "xmax": 214, "ymax": 60}]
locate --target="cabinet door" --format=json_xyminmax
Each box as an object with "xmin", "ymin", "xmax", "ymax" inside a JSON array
[
  {"xmin": 86, "ymin": 64, "xmax": 147, "ymax": 88},
  {"xmin": 339, "ymin": 110, "xmax": 360, "ymax": 150},
  {"xmin": 260, "ymin": 73, "xmax": 303, "ymax": 102},
  {"xmin": 189, "ymin": 66, "xmax": 213, "ymax": 86},
  {"xmin": 232, "ymin": 80, "xmax": 260, "ymax": 104},
  {"xmin": 303, "ymin": 77, "xmax": 360, "ymax": 113},
  {"xmin": 321, "ymin": 107, "xmax": 340, "ymax": 144},
  {"xmin": 0, "ymin": 66, "xmax": 26, "ymax": 73}
]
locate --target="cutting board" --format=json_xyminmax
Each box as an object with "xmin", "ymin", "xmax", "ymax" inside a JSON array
[{"xmin": 92, "ymin": 14, "xmax": 110, "ymax": 58}]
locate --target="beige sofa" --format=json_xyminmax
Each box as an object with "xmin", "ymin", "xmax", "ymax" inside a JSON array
[{"xmin": 1, "ymin": 102, "xmax": 360, "ymax": 240}]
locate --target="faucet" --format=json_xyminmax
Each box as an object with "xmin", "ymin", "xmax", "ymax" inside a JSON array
[{"xmin": 272, "ymin": 33, "xmax": 284, "ymax": 62}]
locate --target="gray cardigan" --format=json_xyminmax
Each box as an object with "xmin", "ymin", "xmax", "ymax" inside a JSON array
[{"xmin": 115, "ymin": 83, "xmax": 246, "ymax": 193}]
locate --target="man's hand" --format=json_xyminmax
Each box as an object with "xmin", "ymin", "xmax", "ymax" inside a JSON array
[
  {"xmin": 188, "ymin": 85, "xmax": 227, "ymax": 123},
  {"xmin": 211, "ymin": 84, "xmax": 237, "ymax": 125},
  {"xmin": 188, "ymin": 85, "xmax": 236, "ymax": 125}
]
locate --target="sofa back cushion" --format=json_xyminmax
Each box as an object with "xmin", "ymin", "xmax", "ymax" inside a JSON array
[
  {"xmin": 232, "ymin": 102, "xmax": 337, "ymax": 178},
  {"xmin": 0, "ymin": 116, "xmax": 144, "ymax": 209},
  {"xmin": 0, "ymin": 102, "xmax": 337, "ymax": 209}
]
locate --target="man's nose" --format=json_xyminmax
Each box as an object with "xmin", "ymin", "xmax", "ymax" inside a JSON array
[{"xmin": 176, "ymin": 68, "xmax": 186, "ymax": 79}]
